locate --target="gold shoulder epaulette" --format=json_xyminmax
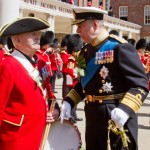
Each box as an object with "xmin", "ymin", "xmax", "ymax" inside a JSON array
[
  {"xmin": 61, "ymin": 50, "xmax": 67, "ymax": 54},
  {"xmin": 109, "ymin": 34, "xmax": 127, "ymax": 44}
]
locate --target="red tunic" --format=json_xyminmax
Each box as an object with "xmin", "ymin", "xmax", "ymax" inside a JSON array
[
  {"xmin": 66, "ymin": 56, "xmax": 78, "ymax": 87},
  {"xmin": 37, "ymin": 54, "xmax": 56, "ymax": 99},
  {"xmin": 60, "ymin": 50, "xmax": 69, "ymax": 73},
  {"xmin": 36, "ymin": 49, "xmax": 53, "ymax": 76},
  {"xmin": 47, "ymin": 52, "xmax": 58, "ymax": 71},
  {"xmin": 0, "ymin": 49, "xmax": 5, "ymax": 63},
  {"xmin": 0, "ymin": 54, "xmax": 46, "ymax": 150}
]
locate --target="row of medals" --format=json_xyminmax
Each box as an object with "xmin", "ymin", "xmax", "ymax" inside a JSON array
[{"xmin": 95, "ymin": 50, "xmax": 114, "ymax": 64}]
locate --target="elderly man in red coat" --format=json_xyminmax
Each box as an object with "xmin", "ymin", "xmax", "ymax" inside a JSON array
[{"xmin": 0, "ymin": 17, "xmax": 60, "ymax": 150}]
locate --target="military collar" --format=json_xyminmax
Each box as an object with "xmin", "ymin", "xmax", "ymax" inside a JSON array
[
  {"xmin": 91, "ymin": 30, "xmax": 109, "ymax": 47},
  {"xmin": 16, "ymin": 49, "xmax": 38, "ymax": 65}
]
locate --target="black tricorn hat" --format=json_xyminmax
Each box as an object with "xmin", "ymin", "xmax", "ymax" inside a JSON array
[
  {"xmin": 0, "ymin": 36, "xmax": 7, "ymax": 45},
  {"xmin": 40, "ymin": 30, "xmax": 54, "ymax": 47},
  {"xmin": 72, "ymin": 6, "xmax": 108, "ymax": 25},
  {"xmin": 67, "ymin": 34, "xmax": 83, "ymax": 54},
  {"xmin": 0, "ymin": 17, "xmax": 50, "ymax": 37}
]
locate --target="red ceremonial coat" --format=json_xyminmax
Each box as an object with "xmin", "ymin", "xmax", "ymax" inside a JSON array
[
  {"xmin": 66, "ymin": 56, "xmax": 78, "ymax": 87},
  {"xmin": 60, "ymin": 50, "xmax": 70, "ymax": 73},
  {"xmin": 0, "ymin": 51, "xmax": 47, "ymax": 150},
  {"xmin": 47, "ymin": 52, "xmax": 58, "ymax": 71},
  {"xmin": 0, "ymin": 49, "xmax": 5, "ymax": 63},
  {"xmin": 37, "ymin": 54, "xmax": 56, "ymax": 99},
  {"xmin": 36, "ymin": 49, "xmax": 53, "ymax": 76}
]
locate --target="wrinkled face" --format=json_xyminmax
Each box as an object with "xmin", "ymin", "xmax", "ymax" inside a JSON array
[
  {"xmin": 14, "ymin": 31, "xmax": 40, "ymax": 57},
  {"xmin": 76, "ymin": 20, "xmax": 94, "ymax": 44},
  {"xmin": 20, "ymin": 31, "xmax": 40, "ymax": 50}
]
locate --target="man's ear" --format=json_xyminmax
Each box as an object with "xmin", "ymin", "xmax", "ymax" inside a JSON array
[
  {"xmin": 16, "ymin": 36, "xmax": 21, "ymax": 43},
  {"xmin": 93, "ymin": 20, "xmax": 99, "ymax": 30},
  {"xmin": 12, "ymin": 35, "xmax": 21, "ymax": 47}
]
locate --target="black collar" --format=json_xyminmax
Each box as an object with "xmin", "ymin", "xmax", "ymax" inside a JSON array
[{"xmin": 16, "ymin": 50, "xmax": 38, "ymax": 65}]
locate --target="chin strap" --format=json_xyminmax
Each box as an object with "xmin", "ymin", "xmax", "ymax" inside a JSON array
[{"xmin": 107, "ymin": 120, "xmax": 130, "ymax": 150}]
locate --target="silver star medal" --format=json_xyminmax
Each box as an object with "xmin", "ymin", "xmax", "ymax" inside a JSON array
[
  {"xmin": 99, "ymin": 66, "xmax": 109, "ymax": 79},
  {"xmin": 102, "ymin": 82, "xmax": 113, "ymax": 93}
]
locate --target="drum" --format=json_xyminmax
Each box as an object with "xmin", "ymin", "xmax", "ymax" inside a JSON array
[{"xmin": 44, "ymin": 119, "xmax": 82, "ymax": 150}]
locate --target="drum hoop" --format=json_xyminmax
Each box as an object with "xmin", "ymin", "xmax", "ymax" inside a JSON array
[{"xmin": 53, "ymin": 118, "xmax": 82, "ymax": 149}]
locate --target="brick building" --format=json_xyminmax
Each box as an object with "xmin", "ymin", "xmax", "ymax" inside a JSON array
[
  {"xmin": 77, "ymin": 0, "xmax": 150, "ymax": 41},
  {"xmin": 109, "ymin": 0, "xmax": 150, "ymax": 41},
  {"xmin": 0, "ymin": 0, "xmax": 143, "ymax": 41}
]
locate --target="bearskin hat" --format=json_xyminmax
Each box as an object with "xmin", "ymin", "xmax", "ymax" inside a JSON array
[
  {"xmin": 67, "ymin": 34, "xmax": 83, "ymax": 54},
  {"xmin": 136, "ymin": 38, "xmax": 147, "ymax": 50},
  {"xmin": 51, "ymin": 38, "xmax": 59, "ymax": 48},
  {"xmin": 40, "ymin": 30, "xmax": 54, "ymax": 47},
  {"xmin": 61, "ymin": 34, "xmax": 70, "ymax": 48}
]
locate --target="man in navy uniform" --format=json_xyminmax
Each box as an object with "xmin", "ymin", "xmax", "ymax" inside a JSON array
[{"xmin": 61, "ymin": 6, "xmax": 149, "ymax": 150}]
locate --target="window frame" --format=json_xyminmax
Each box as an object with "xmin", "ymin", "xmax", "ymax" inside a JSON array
[
  {"xmin": 144, "ymin": 5, "xmax": 150, "ymax": 25},
  {"xmin": 119, "ymin": 6, "xmax": 128, "ymax": 21}
]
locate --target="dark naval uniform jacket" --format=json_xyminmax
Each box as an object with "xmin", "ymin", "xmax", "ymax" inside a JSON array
[{"xmin": 64, "ymin": 31, "xmax": 149, "ymax": 149}]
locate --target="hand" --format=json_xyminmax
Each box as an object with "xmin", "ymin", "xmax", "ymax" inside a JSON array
[
  {"xmin": 46, "ymin": 108, "xmax": 59, "ymax": 123},
  {"xmin": 111, "ymin": 108, "xmax": 129, "ymax": 128},
  {"xmin": 60, "ymin": 101, "xmax": 71, "ymax": 123}
]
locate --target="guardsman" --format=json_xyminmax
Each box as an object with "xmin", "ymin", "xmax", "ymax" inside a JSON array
[
  {"xmin": 61, "ymin": 7, "xmax": 149, "ymax": 150},
  {"xmin": 37, "ymin": 31, "xmax": 54, "ymax": 77},
  {"xmin": 136, "ymin": 38, "xmax": 147, "ymax": 72},
  {"xmin": 66, "ymin": 33, "xmax": 84, "ymax": 122},
  {"xmin": 60, "ymin": 34, "xmax": 70, "ymax": 98},
  {"xmin": 46, "ymin": 38, "xmax": 59, "ymax": 93}
]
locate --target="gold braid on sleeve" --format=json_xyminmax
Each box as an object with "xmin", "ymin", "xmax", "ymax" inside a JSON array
[{"xmin": 66, "ymin": 89, "xmax": 82, "ymax": 105}]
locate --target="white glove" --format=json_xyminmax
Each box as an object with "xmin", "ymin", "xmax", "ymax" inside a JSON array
[
  {"xmin": 60, "ymin": 101, "xmax": 71, "ymax": 123},
  {"xmin": 111, "ymin": 108, "xmax": 129, "ymax": 128}
]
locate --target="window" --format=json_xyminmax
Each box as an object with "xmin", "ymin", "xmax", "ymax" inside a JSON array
[
  {"xmin": 74, "ymin": 0, "xmax": 79, "ymax": 6},
  {"xmin": 144, "ymin": 36, "xmax": 150, "ymax": 42},
  {"xmin": 144, "ymin": 6, "xmax": 150, "ymax": 25},
  {"xmin": 106, "ymin": 0, "xmax": 110, "ymax": 11},
  {"xmin": 119, "ymin": 6, "xmax": 128, "ymax": 21}
]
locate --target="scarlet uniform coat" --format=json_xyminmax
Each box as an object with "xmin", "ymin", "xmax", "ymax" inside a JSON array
[
  {"xmin": 36, "ymin": 49, "xmax": 53, "ymax": 76},
  {"xmin": 60, "ymin": 50, "xmax": 70, "ymax": 74},
  {"xmin": 0, "ymin": 50, "xmax": 5, "ymax": 63},
  {"xmin": 0, "ymin": 54, "xmax": 47, "ymax": 150},
  {"xmin": 66, "ymin": 56, "xmax": 78, "ymax": 87}
]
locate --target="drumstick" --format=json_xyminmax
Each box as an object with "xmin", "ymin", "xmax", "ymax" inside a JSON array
[{"xmin": 40, "ymin": 99, "xmax": 56, "ymax": 150}]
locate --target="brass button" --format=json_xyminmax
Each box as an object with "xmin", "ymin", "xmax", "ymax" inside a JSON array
[
  {"xmin": 99, "ymin": 89, "xmax": 103, "ymax": 93},
  {"xmin": 101, "ymin": 80, "xmax": 105, "ymax": 83},
  {"xmin": 87, "ymin": 95, "xmax": 93, "ymax": 102}
]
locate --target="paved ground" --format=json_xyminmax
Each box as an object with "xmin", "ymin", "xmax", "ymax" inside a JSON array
[{"xmin": 55, "ymin": 78, "xmax": 150, "ymax": 149}]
